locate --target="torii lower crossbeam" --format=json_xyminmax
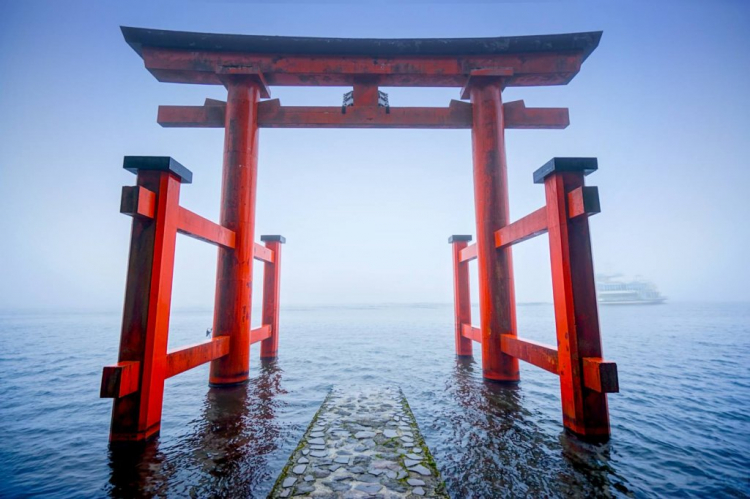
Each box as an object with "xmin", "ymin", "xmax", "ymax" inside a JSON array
[{"xmin": 157, "ymin": 99, "xmax": 569, "ymax": 129}]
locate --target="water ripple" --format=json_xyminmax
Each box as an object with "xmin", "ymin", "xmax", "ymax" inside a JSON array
[{"xmin": 0, "ymin": 303, "xmax": 748, "ymax": 497}]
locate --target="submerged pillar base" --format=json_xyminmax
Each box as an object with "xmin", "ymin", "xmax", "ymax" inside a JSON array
[{"xmin": 108, "ymin": 423, "xmax": 161, "ymax": 444}]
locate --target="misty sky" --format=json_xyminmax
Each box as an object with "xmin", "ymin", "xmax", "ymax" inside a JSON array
[{"xmin": 1, "ymin": 0, "xmax": 749, "ymax": 311}]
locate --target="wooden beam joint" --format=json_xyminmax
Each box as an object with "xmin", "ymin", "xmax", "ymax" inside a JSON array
[
  {"xmin": 503, "ymin": 100, "xmax": 569, "ymax": 129},
  {"xmin": 166, "ymin": 337, "xmax": 230, "ymax": 379},
  {"xmin": 459, "ymin": 243, "xmax": 478, "ymax": 263},
  {"xmin": 100, "ymin": 361, "xmax": 141, "ymax": 398},
  {"xmin": 253, "ymin": 243, "xmax": 274, "ymax": 263},
  {"xmin": 177, "ymin": 207, "xmax": 237, "ymax": 249},
  {"xmin": 250, "ymin": 325, "xmax": 273, "ymax": 344},
  {"xmin": 582, "ymin": 357, "xmax": 619, "ymax": 393},
  {"xmin": 568, "ymin": 186, "xmax": 601, "ymax": 219},
  {"xmin": 500, "ymin": 334, "xmax": 559, "ymax": 375},
  {"xmin": 461, "ymin": 68, "xmax": 515, "ymax": 99},
  {"xmin": 216, "ymin": 66, "xmax": 271, "ymax": 98},
  {"xmin": 120, "ymin": 186, "xmax": 156, "ymax": 218},
  {"xmin": 494, "ymin": 207, "xmax": 548, "ymax": 249},
  {"xmin": 460, "ymin": 324, "xmax": 482, "ymax": 343}
]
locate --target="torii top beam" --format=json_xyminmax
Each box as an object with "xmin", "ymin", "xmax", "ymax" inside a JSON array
[{"xmin": 121, "ymin": 27, "xmax": 601, "ymax": 89}]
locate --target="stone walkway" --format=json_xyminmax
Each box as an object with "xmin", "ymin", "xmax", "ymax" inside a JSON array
[{"xmin": 269, "ymin": 386, "xmax": 447, "ymax": 498}]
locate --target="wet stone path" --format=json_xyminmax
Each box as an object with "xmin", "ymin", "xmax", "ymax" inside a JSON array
[{"xmin": 269, "ymin": 387, "xmax": 447, "ymax": 498}]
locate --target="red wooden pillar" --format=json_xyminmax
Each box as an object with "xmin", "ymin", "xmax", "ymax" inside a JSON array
[
  {"xmin": 260, "ymin": 235, "xmax": 285, "ymax": 359},
  {"xmin": 210, "ymin": 76, "xmax": 264, "ymax": 386},
  {"xmin": 468, "ymin": 78, "xmax": 520, "ymax": 382},
  {"xmin": 108, "ymin": 156, "xmax": 192, "ymax": 442},
  {"xmin": 449, "ymin": 235, "xmax": 473, "ymax": 356},
  {"xmin": 538, "ymin": 157, "xmax": 611, "ymax": 441}
]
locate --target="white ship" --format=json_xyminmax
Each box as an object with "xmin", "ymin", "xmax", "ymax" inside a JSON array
[{"xmin": 596, "ymin": 274, "xmax": 666, "ymax": 305}]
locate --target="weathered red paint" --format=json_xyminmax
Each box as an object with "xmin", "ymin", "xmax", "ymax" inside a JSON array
[
  {"xmin": 545, "ymin": 169, "xmax": 611, "ymax": 440},
  {"xmin": 210, "ymin": 78, "xmax": 262, "ymax": 386},
  {"xmin": 469, "ymin": 78, "xmax": 519, "ymax": 382},
  {"xmin": 352, "ymin": 81, "xmax": 379, "ymax": 106},
  {"xmin": 142, "ymin": 47, "xmax": 584, "ymax": 87},
  {"xmin": 450, "ymin": 238, "xmax": 473, "ymax": 356},
  {"xmin": 260, "ymin": 239, "xmax": 283, "ymax": 358}
]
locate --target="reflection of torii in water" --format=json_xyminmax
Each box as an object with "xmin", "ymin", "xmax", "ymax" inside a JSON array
[
  {"xmin": 101, "ymin": 26, "xmax": 617, "ymax": 445},
  {"xmin": 107, "ymin": 360, "xmax": 286, "ymax": 497}
]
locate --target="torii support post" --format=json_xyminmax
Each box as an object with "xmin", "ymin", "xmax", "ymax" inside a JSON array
[
  {"xmin": 537, "ymin": 158, "xmax": 611, "ymax": 440},
  {"xmin": 107, "ymin": 157, "xmax": 192, "ymax": 442},
  {"xmin": 447, "ymin": 157, "xmax": 617, "ymax": 441},
  {"xmin": 260, "ymin": 235, "xmax": 285, "ymax": 359},
  {"xmin": 468, "ymin": 74, "xmax": 520, "ymax": 382},
  {"xmin": 449, "ymin": 235, "xmax": 474, "ymax": 357},
  {"xmin": 101, "ymin": 154, "xmax": 287, "ymax": 442},
  {"xmin": 210, "ymin": 74, "xmax": 266, "ymax": 386}
]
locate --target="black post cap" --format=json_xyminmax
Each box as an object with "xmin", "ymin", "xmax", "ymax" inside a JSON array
[
  {"xmin": 261, "ymin": 235, "xmax": 286, "ymax": 244},
  {"xmin": 448, "ymin": 235, "xmax": 473, "ymax": 243},
  {"xmin": 123, "ymin": 156, "xmax": 193, "ymax": 184},
  {"xmin": 533, "ymin": 157, "xmax": 597, "ymax": 184}
]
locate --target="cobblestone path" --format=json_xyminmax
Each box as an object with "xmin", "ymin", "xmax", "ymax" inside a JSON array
[{"xmin": 269, "ymin": 386, "xmax": 447, "ymax": 498}]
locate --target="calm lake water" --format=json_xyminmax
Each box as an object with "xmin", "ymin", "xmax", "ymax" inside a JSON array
[{"xmin": 1, "ymin": 302, "xmax": 748, "ymax": 498}]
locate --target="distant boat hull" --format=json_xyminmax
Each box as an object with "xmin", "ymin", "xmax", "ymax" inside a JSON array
[
  {"xmin": 596, "ymin": 275, "xmax": 666, "ymax": 306},
  {"xmin": 598, "ymin": 298, "xmax": 666, "ymax": 306}
]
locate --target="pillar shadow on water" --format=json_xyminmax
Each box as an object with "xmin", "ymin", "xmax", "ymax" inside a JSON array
[
  {"xmin": 106, "ymin": 438, "xmax": 166, "ymax": 498},
  {"xmin": 443, "ymin": 357, "xmax": 622, "ymax": 497},
  {"xmin": 452, "ymin": 355, "xmax": 525, "ymax": 429},
  {"xmin": 557, "ymin": 429, "xmax": 631, "ymax": 496},
  {"xmin": 107, "ymin": 359, "xmax": 286, "ymax": 498}
]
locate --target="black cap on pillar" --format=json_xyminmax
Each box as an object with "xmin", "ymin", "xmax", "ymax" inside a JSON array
[
  {"xmin": 448, "ymin": 235, "xmax": 473, "ymax": 243},
  {"xmin": 261, "ymin": 235, "xmax": 286, "ymax": 244},
  {"xmin": 123, "ymin": 156, "xmax": 193, "ymax": 184},
  {"xmin": 533, "ymin": 157, "xmax": 597, "ymax": 184}
]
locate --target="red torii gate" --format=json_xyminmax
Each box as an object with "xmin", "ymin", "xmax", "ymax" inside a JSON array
[{"xmin": 101, "ymin": 27, "xmax": 617, "ymax": 443}]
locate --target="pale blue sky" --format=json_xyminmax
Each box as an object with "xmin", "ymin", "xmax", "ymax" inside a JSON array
[{"xmin": 1, "ymin": 0, "xmax": 748, "ymax": 310}]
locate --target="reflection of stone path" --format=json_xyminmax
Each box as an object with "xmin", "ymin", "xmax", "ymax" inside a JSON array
[{"xmin": 269, "ymin": 387, "xmax": 448, "ymax": 498}]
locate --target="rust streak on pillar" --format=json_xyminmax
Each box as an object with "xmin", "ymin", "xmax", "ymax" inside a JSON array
[
  {"xmin": 210, "ymin": 77, "xmax": 261, "ymax": 386},
  {"xmin": 469, "ymin": 80, "xmax": 519, "ymax": 382}
]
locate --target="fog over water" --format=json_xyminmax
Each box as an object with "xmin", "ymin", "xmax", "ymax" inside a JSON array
[
  {"xmin": 0, "ymin": 1, "xmax": 748, "ymax": 311},
  {"xmin": 1, "ymin": 3, "xmax": 749, "ymax": 498}
]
